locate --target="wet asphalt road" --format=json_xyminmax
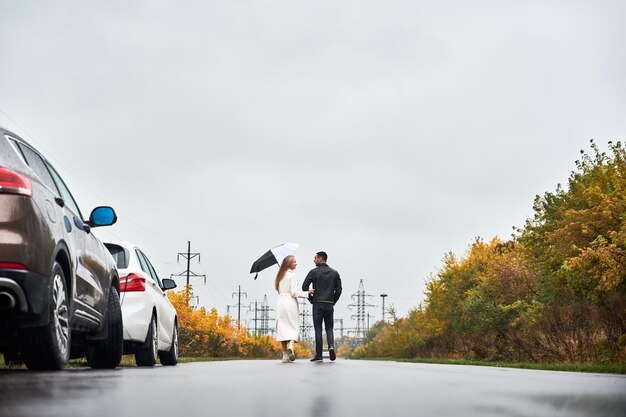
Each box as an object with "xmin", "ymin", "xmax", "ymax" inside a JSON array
[{"xmin": 0, "ymin": 359, "xmax": 625, "ymax": 417}]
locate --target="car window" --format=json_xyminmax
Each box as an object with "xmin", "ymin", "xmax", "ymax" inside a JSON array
[
  {"xmin": 135, "ymin": 249, "xmax": 155, "ymax": 280},
  {"xmin": 45, "ymin": 161, "xmax": 83, "ymax": 218},
  {"xmin": 15, "ymin": 142, "xmax": 59, "ymax": 194},
  {"xmin": 6, "ymin": 137, "xmax": 27, "ymax": 164},
  {"xmin": 140, "ymin": 250, "xmax": 163, "ymax": 287},
  {"xmin": 104, "ymin": 244, "xmax": 128, "ymax": 269}
]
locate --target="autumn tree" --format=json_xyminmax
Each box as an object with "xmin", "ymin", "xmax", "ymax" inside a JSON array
[
  {"xmin": 167, "ymin": 286, "xmax": 312, "ymax": 359},
  {"xmin": 355, "ymin": 141, "xmax": 625, "ymax": 363}
]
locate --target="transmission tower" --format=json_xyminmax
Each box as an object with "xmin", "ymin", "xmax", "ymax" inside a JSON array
[
  {"xmin": 348, "ymin": 279, "xmax": 376, "ymax": 342},
  {"xmin": 334, "ymin": 318, "xmax": 344, "ymax": 342},
  {"xmin": 170, "ymin": 241, "xmax": 206, "ymax": 298},
  {"xmin": 231, "ymin": 285, "xmax": 247, "ymax": 330},
  {"xmin": 259, "ymin": 295, "xmax": 275, "ymax": 336},
  {"xmin": 299, "ymin": 299, "xmax": 313, "ymax": 341},
  {"xmin": 248, "ymin": 300, "xmax": 268, "ymax": 336}
]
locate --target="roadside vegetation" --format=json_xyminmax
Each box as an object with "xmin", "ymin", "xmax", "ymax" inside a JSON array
[
  {"xmin": 3, "ymin": 141, "xmax": 622, "ymax": 372},
  {"xmin": 361, "ymin": 357, "xmax": 626, "ymax": 374},
  {"xmin": 347, "ymin": 141, "xmax": 626, "ymax": 370},
  {"xmin": 167, "ymin": 288, "xmax": 312, "ymax": 359}
]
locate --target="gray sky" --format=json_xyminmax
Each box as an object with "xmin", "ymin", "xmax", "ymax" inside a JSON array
[{"xmin": 1, "ymin": 0, "xmax": 625, "ymax": 330}]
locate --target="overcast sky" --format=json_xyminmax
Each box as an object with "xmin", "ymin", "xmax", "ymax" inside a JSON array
[{"xmin": 1, "ymin": 0, "xmax": 625, "ymax": 331}]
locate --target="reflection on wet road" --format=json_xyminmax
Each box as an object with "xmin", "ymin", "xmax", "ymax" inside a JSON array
[{"xmin": 1, "ymin": 360, "xmax": 625, "ymax": 417}]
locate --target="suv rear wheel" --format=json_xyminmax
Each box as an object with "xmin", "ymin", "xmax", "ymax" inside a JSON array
[
  {"xmin": 87, "ymin": 286, "xmax": 123, "ymax": 369},
  {"xmin": 3, "ymin": 350, "xmax": 23, "ymax": 367},
  {"xmin": 22, "ymin": 261, "xmax": 70, "ymax": 370}
]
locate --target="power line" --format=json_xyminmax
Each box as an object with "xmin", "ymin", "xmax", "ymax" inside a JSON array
[
  {"xmin": 185, "ymin": 262, "xmax": 230, "ymax": 315},
  {"xmin": 0, "ymin": 109, "xmax": 186, "ymax": 246}
]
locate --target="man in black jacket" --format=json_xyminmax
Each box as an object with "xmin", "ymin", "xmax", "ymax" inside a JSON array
[{"xmin": 302, "ymin": 251, "xmax": 342, "ymax": 362}]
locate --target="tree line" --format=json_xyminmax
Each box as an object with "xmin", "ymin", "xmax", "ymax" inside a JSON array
[
  {"xmin": 352, "ymin": 140, "xmax": 625, "ymax": 363},
  {"xmin": 168, "ymin": 288, "xmax": 312, "ymax": 358}
]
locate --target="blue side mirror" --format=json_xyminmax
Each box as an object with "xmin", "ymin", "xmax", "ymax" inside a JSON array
[{"xmin": 89, "ymin": 206, "xmax": 117, "ymax": 227}]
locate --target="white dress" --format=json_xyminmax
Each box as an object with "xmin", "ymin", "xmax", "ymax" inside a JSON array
[{"xmin": 275, "ymin": 269, "xmax": 309, "ymax": 342}]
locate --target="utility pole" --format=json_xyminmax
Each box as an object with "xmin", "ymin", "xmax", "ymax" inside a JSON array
[
  {"xmin": 171, "ymin": 241, "xmax": 206, "ymax": 298},
  {"xmin": 348, "ymin": 279, "xmax": 376, "ymax": 343},
  {"xmin": 380, "ymin": 293, "xmax": 388, "ymax": 323},
  {"xmin": 231, "ymin": 285, "xmax": 247, "ymax": 330}
]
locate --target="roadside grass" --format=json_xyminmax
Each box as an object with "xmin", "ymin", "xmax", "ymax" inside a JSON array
[
  {"xmin": 360, "ymin": 357, "xmax": 626, "ymax": 374},
  {"xmin": 68, "ymin": 355, "xmax": 239, "ymax": 368},
  {"xmin": 0, "ymin": 354, "xmax": 259, "ymax": 369}
]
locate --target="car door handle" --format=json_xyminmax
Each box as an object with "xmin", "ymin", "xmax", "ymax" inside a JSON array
[{"xmin": 73, "ymin": 216, "xmax": 91, "ymax": 234}]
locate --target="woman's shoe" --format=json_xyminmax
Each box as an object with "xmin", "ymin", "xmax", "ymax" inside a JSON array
[
  {"xmin": 287, "ymin": 343, "xmax": 296, "ymax": 362},
  {"xmin": 282, "ymin": 352, "xmax": 289, "ymax": 363}
]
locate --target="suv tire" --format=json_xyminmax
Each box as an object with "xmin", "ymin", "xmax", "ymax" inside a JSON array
[
  {"xmin": 87, "ymin": 286, "xmax": 123, "ymax": 369},
  {"xmin": 159, "ymin": 322, "xmax": 178, "ymax": 366},
  {"xmin": 3, "ymin": 350, "xmax": 23, "ymax": 367},
  {"xmin": 22, "ymin": 262, "xmax": 70, "ymax": 370},
  {"xmin": 135, "ymin": 314, "xmax": 158, "ymax": 367}
]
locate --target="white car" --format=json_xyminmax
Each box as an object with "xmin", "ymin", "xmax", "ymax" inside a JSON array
[{"xmin": 103, "ymin": 241, "xmax": 178, "ymax": 366}]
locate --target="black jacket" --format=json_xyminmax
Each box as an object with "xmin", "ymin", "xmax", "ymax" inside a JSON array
[{"xmin": 302, "ymin": 263, "xmax": 342, "ymax": 304}]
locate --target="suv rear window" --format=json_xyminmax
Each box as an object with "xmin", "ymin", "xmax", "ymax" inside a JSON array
[
  {"xmin": 104, "ymin": 244, "xmax": 129, "ymax": 269},
  {"xmin": 15, "ymin": 142, "xmax": 59, "ymax": 194}
]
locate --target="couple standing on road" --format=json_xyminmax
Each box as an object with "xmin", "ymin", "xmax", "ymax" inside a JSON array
[{"xmin": 274, "ymin": 251, "xmax": 342, "ymax": 363}]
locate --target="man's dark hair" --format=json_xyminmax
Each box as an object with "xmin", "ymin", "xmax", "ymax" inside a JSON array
[{"xmin": 316, "ymin": 251, "xmax": 328, "ymax": 262}]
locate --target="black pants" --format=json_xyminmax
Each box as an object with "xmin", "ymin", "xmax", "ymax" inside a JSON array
[{"xmin": 312, "ymin": 303, "xmax": 334, "ymax": 357}]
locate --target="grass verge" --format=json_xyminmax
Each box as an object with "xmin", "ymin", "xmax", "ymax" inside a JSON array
[
  {"xmin": 360, "ymin": 357, "xmax": 626, "ymax": 374},
  {"xmin": 0, "ymin": 354, "xmax": 261, "ymax": 369}
]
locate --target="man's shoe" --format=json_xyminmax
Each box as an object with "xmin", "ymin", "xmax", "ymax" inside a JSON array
[
  {"xmin": 310, "ymin": 356, "xmax": 323, "ymax": 362},
  {"xmin": 329, "ymin": 347, "xmax": 336, "ymax": 361}
]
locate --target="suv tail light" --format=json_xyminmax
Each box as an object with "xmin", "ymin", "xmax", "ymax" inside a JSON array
[
  {"xmin": 120, "ymin": 273, "xmax": 146, "ymax": 292},
  {"xmin": 0, "ymin": 262, "xmax": 28, "ymax": 270},
  {"xmin": 0, "ymin": 167, "xmax": 32, "ymax": 197}
]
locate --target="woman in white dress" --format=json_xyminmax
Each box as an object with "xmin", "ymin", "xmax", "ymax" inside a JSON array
[{"xmin": 275, "ymin": 255, "xmax": 314, "ymax": 363}]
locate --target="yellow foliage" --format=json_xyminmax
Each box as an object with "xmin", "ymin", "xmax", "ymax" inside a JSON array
[{"xmin": 168, "ymin": 286, "xmax": 311, "ymax": 359}]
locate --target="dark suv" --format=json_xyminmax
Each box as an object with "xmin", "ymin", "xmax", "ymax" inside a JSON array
[{"xmin": 0, "ymin": 126, "xmax": 123, "ymax": 370}]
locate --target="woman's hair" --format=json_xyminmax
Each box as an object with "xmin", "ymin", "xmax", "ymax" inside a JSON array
[{"xmin": 275, "ymin": 255, "xmax": 295, "ymax": 292}]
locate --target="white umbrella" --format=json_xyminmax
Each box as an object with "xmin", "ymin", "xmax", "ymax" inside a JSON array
[
  {"xmin": 270, "ymin": 242, "xmax": 299, "ymax": 266},
  {"xmin": 250, "ymin": 242, "xmax": 300, "ymax": 279}
]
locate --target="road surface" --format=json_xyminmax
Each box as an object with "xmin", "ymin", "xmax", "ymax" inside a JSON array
[{"xmin": 1, "ymin": 359, "xmax": 625, "ymax": 417}]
